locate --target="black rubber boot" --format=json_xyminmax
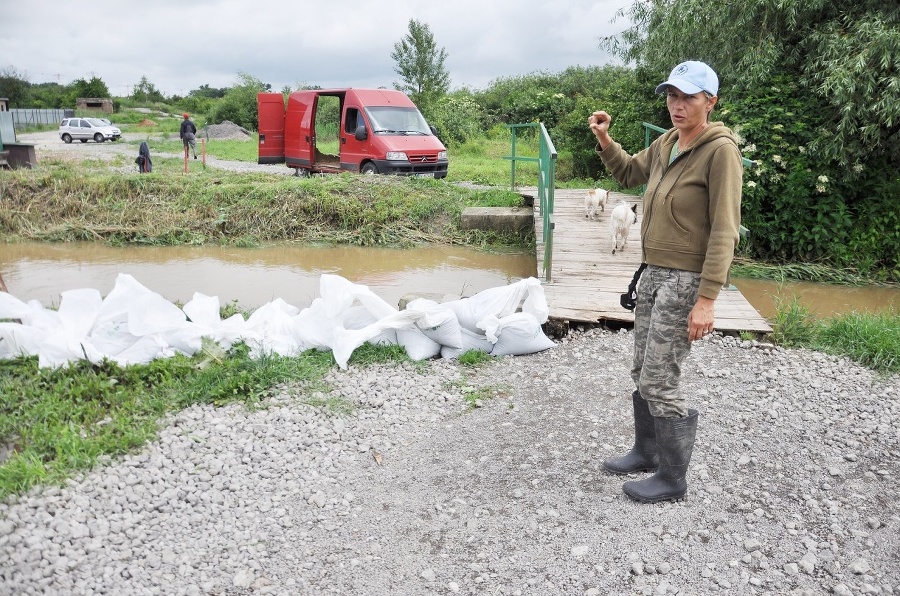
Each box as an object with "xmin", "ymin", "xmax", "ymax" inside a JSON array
[
  {"xmin": 602, "ymin": 391, "xmax": 659, "ymax": 475},
  {"xmin": 622, "ymin": 409, "xmax": 698, "ymax": 503}
]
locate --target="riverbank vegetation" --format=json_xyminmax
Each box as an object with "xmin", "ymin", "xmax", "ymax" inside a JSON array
[{"xmin": 0, "ymin": 160, "xmax": 530, "ymax": 248}]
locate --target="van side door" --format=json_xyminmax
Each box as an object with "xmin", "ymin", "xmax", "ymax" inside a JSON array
[{"xmin": 340, "ymin": 105, "xmax": 370, "ymax": 172}]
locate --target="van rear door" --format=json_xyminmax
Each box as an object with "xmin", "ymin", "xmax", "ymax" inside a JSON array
[{"xmin": 257, "ymin": 93, "xmax": 285, "ymax": 164}]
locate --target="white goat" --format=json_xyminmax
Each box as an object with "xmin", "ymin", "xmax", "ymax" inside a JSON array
[
  {"xmin": 610, "ymin": 201, "xmax": 638, "ymax": 254},
  {"xmin": 584, "ymin": 188, "xmax": 609, "ymax": 220}
]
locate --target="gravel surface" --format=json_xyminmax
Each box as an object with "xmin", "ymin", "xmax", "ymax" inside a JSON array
[
  {"xmin": 1, "ymin": 328, "xmax": 898, "ymax": 596},
  {"xmin": 14, "ymin": 130, "xmax": 293, "ymax": 176}
]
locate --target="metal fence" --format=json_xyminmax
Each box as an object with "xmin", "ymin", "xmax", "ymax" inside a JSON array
[
  {"xmin": 505, "ymin": 122, "xmax": 558, "ymax": 282},
  {"xmin": 8, "ymin": 108, "xmax": 73, "ymax": 127}
]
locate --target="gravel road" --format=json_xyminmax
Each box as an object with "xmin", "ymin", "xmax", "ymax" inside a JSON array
[
  {"xmin": 14, "ymin": 130, "xmax": 292, "ymax": 175},
  {"xmin": 1, "ymin": 329, "xmax": 898, "ymax": 596}
]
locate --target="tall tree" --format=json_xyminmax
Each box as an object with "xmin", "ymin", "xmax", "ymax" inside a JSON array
[
  {"xmin": 391, "ymin": 19, "xmax": 450, "ymax": 109},
  {"xmin": 70, "ymin": 76, "xmax": 111, "ymax": 99},
  {"xmin": 0, "ymin": 66, "xmax": 30, "ymax": 108},
  {"xmin": 131, "ymin": 76, "xmax": 164, "ymax": 103},
  {"xmin": 601, "ymin": 0, "xmax": 900, "ymax": 167}
]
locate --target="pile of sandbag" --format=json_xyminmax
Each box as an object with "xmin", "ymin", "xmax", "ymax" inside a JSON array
[{"xmin": 0, "ymin": 273, "xmax": 555, "ymax": 370}]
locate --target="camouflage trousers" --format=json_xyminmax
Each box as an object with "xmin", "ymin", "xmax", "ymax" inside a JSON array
[{"xmin": 631, "ymin": 265, "xmax": 701, "ymax": 418}]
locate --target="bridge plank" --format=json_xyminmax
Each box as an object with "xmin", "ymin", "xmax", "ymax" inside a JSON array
[{"xmin": 530, "ymin": 188, "xmax": 773, "ymax": 333}]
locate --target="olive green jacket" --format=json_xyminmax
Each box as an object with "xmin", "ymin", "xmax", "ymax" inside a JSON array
[{"xmin": 597, "ymin": 122, "xmax": 743, "ymax": 299}]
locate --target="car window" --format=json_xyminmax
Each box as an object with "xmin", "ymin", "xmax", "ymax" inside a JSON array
[
  {"xmin": 80, "ymin": 120, "xmax": 91, "ymax": 128},
  {"xmin": 86, "ymin": 118, "xmax": 107, "ymax": 127},
  {"xmin": 60, "ymin": 119, "xmax": 70, "ymax": 127}
]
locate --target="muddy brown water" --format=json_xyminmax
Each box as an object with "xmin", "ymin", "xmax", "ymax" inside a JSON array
[
  {"xmin": 1, "ymin": 242, "xmax": 537, "ymax": 310},
  {"xmin": 2, "ymin": 242, "xmax": 897, "ymax": 321}
]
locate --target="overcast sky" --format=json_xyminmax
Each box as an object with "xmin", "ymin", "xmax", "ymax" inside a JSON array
[{"xmin": 4, "ymin": 0, "xmax": 632, "ymax": 97}]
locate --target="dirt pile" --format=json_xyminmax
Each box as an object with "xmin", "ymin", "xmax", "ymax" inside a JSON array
[{"xmin": 204, "ymin": 121, "xmax": 252, "ymax": 141}]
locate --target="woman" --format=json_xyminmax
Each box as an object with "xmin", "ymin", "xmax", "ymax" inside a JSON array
[{"xmin": 589, "ymin": 61, "xmax": 743, "ymax": 503}]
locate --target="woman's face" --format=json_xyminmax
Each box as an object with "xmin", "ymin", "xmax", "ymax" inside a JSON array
[{"xmin": 666, "ymin": 87, "xmax": 716, "ymax": 131}]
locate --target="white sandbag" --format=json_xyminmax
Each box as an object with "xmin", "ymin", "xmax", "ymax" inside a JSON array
[
  {"xmin": 343, "ymin": 305, "xmax": 397, "ymax": 346},
  {"xmin": 405, "ymin": 298, "xmax": 463, "ymax": 349},
  {"xmin": 86, "ymin": 274, "xmax": 184, "ymax": 358},
  {"xmin": 182, "ymin": 293, "xmax": 249, "ymax": 352},
  {"xmin": 320, "ymin": 274, "xmax": 398, "ymax": 321},
  {"xmin": 292, "ymin": 298, "xmax": 340, "ymax": 351},
  {"xmin": 443, "ymin": 277, "xmax": 549, "ymax": 333},
  {"xmin": 57, "ymin": 289, "xmax": 103, "ymax": 339},
  {"xmin": 38, "ymin": 332, "xmax": 105, "ymax": 369},
  {"xmin": 0, "ymin": 291, "xmax": 31, "ymax": 320},
  {"xmin": 483, "ymin": 312, "xmax": 556, "ymax": 357},
  {"xmin": 244, "ymin": 298, "xmax": 304, "ymax": 357},
  {"xmin": 33, "ymin": 289, "xmax": 103, "ymax": 367},
  {"xmin": 440, "ymin": 328, "xmax": 493, "ymax": 360},
  {"xmin": 0, "ymin": 323, "xmax": 48, "ymax": 360},
  {"xmin": 182, "ymin": 293, "xmax": 222, "ymax": 327},
  {"xmin": 396, "ymin": 326, "xmax": 441, "ymax": 361},
  {"xmin": 107, "ymin": 334, "xmax": 173, "ymax": 367},
  {"xmin": 331, "ymin": 308, "xmax": 420, "ymax": 370},
  {"xmin": 0, "ymin": 293, "xmax": 62, "ymax": 331}
]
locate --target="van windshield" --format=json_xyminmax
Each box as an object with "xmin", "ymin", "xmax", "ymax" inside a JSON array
[{"xmin": 365, "ymin": 107, "xmax": 431, "ymax": 135}]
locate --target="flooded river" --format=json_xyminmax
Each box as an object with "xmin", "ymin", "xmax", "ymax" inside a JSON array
[
  {"xmin": 2, "ymin": 242, "xmax": 897, "ymax": 320},
  {"xmin": 1, "ymin": 242, "xmax": 536, "ymax": 309}
]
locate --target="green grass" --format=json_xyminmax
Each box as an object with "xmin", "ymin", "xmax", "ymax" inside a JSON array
[
  {"xmin": 731, "ymin": 258, "xmax": 898, "ymax": 287},
  {"xmin": 0, "ymin": 340, "xmax": 420, "ymax": 500},
  {"xmin": 0, "ymin": 161, "xmax": 529, "ymax": 248},
  {"xmin": 770, "ymin": 291, "xmax": 899, "ymax": 373},
  {"xmin": 817, "ymin": 311, "xmax": 900, "ymax": 372}
]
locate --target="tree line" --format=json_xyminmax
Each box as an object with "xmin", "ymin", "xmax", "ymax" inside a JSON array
[{"xmin": 1, "ymin": 3, "xmax": 897, "ymax": 280}]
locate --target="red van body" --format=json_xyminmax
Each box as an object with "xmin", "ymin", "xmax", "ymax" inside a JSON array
[{"xmin": 257, "ymin": 88, "xmax": 448, "ymax": 178}]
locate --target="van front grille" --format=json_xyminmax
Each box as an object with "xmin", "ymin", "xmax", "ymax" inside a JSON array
[{"xmin": 407, "ymin": 153, "xmax": 437, "ymax": 163}]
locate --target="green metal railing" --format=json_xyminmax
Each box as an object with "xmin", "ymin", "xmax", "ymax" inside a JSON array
[{"xmin": 505, "ymin": 123, "xmax": 557, "ymax": 282}]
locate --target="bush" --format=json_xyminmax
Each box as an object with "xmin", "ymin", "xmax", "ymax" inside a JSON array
[
  {"xmin": 424, "ymin": 90, "xmax": 489, "ymax": 146},
  {"xmin": 721, "ymin": 76, "xmax": 900, "ymax": 280}
]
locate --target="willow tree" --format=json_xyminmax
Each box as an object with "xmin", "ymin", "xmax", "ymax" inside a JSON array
[
  {"xmin": 602, "ymin": 0, "xmax": 900, "ymax": 276},
  {"xmin": 391, "ymin": 19, "xmax": 451, "ymax": 112},
  {"xmin": 603, "ymin": 0, "xmax": 899, "ymax": 168}
]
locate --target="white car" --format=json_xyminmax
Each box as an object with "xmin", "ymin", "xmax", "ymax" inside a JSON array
[{"xmin": 59, "ymin": 118, "xmax": 121, "ymax": 143}]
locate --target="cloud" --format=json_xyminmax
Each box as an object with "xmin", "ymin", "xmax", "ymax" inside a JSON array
[{"xmin": 4, "ymin": 0, "xmax": 630, "ymax": 96}]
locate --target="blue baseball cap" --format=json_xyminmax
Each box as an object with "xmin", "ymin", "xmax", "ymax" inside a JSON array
[{"xmin": 655, "ymin": 61, "xmax": 719, "ymax": 96}]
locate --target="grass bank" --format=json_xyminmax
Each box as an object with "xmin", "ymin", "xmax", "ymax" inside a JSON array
[
  {"xmin": 0, "ymin": 160, "xmax": 531, "ymax": 248},
  {"xmin": 0, "ymin": 341, "xmax": 409, "ymax": 500}
]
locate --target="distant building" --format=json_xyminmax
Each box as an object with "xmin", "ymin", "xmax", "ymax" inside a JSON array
[{"xmin": 75, "ymin": 98, "xmax": 113, "ymax": 113}]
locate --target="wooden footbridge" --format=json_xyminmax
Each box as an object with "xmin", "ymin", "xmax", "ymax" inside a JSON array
[{"xmin": 528, "ymin": 188, "xmax": 772, "ymax": 334}]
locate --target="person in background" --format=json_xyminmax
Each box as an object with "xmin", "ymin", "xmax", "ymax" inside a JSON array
[
  {"xmin": 588, "ymin": 61, "xmax": 743, "ymax": 503},
  {"xmin": 180, "ymin": 113, "xmax": 198, "ymax": 160}
]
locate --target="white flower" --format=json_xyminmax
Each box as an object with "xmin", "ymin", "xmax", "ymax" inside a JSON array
[
  {"xmin": 853, "ymin": 164, "xmax": 864, "ymax": 173},
  {"xmin": 798, "ymin": 146, "xmax": 806, "ymax": 153},
  {"xmin": 746, "ymin": 181, "xmax": 757, "ymax": 188},
  {"xmin": 553, "ymin": 93, "xmax": 564, "ymax": 99},
  {"xmin": 773, "ymin": 124, "xmax": 784, "ymax": 130},
  {"xmin": 817, "ymin": 175, "xmax": 829, "ymax": 184},
  {"xmin": 816, "ymin": 184, "xmax": 826, "ymax": 193},
  {"xmin": 773, "ymin": 155, "xmax": 783, "ymax": 164}
]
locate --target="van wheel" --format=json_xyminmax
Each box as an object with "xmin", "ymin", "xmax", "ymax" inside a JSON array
[
  {"xmin": 361, "ymin": 162, "xmax": 378, "ymax": 175},
  {"xmin": 94, "ymin": 133, "xmax": 104, "ymax": 143},
  {"xmin": 62, "ymin": 134, "xmax": 72, "ymax": 143}
]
